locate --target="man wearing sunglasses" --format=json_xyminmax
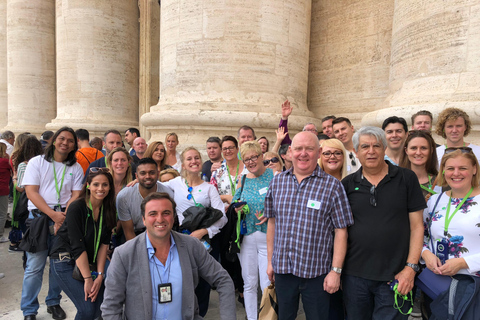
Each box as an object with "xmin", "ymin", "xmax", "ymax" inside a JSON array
[
  {"xmin": 332, "ymin": 117, "xmax": 360, "ymax": 174},
  {"xmin": 117, "ymin": 158, "xmax": 173, "ymax": 241},
  {"xmin": 341, "ymin": 126, "xmax": 426, "ymax": 319}
]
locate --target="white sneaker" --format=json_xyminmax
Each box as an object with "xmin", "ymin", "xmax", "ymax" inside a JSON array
[
  {"xmin": 0, "ymin": 273, "xmax": 4, "ymax": 279},
  {"xmin": 0, "ymin": 236, "xmax": 9, "ymax": 243}
]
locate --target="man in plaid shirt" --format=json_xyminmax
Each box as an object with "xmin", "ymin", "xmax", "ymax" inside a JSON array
[{"xmin": 265, "ymin": 131, "xmax": 354, "ymax": 320}]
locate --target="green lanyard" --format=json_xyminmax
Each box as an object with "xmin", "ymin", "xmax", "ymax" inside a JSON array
[
  {"xmin": 225, "ymin": 161, "xmax": 239, "ymax": 195},
  {"xmin": 444, "ymin": 187, "xmax": 473, "ymax": 237},
  {"xmin": 104, "ymin": 157, "xmax": 108, "ymax": 168},
  {"xmin": 87, "ymin": 201, "xmax": 103, "ymax": 263},
  {"xmin": 420, "ymin": 175, "xmax": 437, "ymax": 195},
  {"xmin": 53, "ymin": 162, "xmax": 67, "ymax": 205}
]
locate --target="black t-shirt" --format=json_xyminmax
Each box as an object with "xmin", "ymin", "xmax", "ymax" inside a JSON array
[
  {"xmin": 51, "ymin": 198, "xmax": 112, "ymax": 264},
  {"xmin": 202, "ymin": 160, "xmax": 214, "ymax": 181},
  {"xmin": 341, "ymin": 162, "xmax": 426, "ymax": 281}
]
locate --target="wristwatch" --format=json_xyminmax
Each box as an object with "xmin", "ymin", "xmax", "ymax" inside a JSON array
[
  {"xmin": 406, "ymin": 262, "xmax": 420, "ymax": 272},
  {"xmin": 331, "ymin": 267, "xmax": 342, "ymax": 274}
]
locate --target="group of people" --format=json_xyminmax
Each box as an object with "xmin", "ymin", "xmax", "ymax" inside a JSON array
[{"xmin": 1, "ymin": 103, "xmax": 479, "ymax": 320}]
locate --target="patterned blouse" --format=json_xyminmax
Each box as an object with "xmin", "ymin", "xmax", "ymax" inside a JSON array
[{"xmin": 423, "ymin": 192, "xmax": 480, "ymax": 276}]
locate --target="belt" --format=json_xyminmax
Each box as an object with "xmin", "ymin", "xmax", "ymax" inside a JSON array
[{"xmin": 51, "ymin": 252, "xmax": 72, "ymax": 260}]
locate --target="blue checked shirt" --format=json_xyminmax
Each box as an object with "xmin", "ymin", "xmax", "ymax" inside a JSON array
[{"xmin": 264, "ymin": 165, "xmax": 354, "ymax": 278}]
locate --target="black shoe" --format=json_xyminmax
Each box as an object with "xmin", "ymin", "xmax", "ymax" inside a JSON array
[
  {"xmin": 24, "ymin": 316, "xmax": 36, "ymax": 320},
  {"xmin": 47, "ymin": 305, "xmax": 66, "ymax": 320},
  {"xmin": 8, "ymin": 243, "xmax": 23, "ymax": 252}
]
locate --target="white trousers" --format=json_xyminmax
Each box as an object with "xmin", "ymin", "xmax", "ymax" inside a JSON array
[{"xmin": 238, "ymin": 231, "xmax": 271, "ymax": 320}]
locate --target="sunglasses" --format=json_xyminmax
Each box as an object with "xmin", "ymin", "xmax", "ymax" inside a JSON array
[
  {"xmin": 89, "ymin": 167, "xmax": 110, "ymax": 173},
  {"xmin": 370, "ymin": 185, "xmax": 377, "ymax": 207},
  {"xmin": 263, "ymin": 157, "xmax": 280, "ymax": 166},
  {"xmin": 445, "ymin": 147, "xmax": 473, "ymax": 155},
  {"xmin": 349, "ymin": 152, "xmax": 357, "ymax": 167}
]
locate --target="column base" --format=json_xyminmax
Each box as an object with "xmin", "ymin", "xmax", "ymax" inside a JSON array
[{"xmin": 46, "ymin": 118, "xmax": 139, "ymax": 137}]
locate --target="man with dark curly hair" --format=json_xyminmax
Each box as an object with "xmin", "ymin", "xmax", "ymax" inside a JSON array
[{"xmin": 435, "ymin": 107, "xmax": 480, "ymax": 166}]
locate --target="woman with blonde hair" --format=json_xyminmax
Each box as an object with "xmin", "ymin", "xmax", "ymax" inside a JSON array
[
  {"xmin": 263, "ymin": 151, "xmax": 284, "ymax": 175},
  {"xmin": 143, "ymin": 141, "xmax": 171, "ymax": 173},
  {"xmin": 318, "ymin": 138, "xmax": 348, "ymax": 180},
  {"xmin": 106, "ymin": 147, "xmax": 132, "ymax": 196},
  {"xmin": 158, "ymin": 168, "xmax": 180, "ymax": 182},
  {"xmin": 165, "ymin": 132, "xmax": 181, "ymax": 171}
]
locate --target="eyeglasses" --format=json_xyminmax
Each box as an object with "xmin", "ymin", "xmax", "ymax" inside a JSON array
[
  {"xmin": 243, "ymin": 155, "xmax": 260, "ymax": 164},
  {"xmin": 370, "ymin": 185, "xmax": 377, "ymax": 207},
  {"xmin": 222, "ymin": 146, "xmax": 237, "ymax": 152},
  {"xmin": 322, "ymin": 151, "xmax": 343, "ymax": 158},
  {"xmin": 263, "ymin": 157, "xmax": 280, "ymax": 166},
  {"xmin": 349, "ymin": 152, "xmax": 357, "ymax": 167},
  {"xmin": 90, "ymin": 167, "xmax": 110, "ymax": 173},
  {"xmin": 445, "ymin": 147, "xmax": 473, "ymax": 155}
]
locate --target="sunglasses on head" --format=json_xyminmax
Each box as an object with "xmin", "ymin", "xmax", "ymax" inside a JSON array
[
  {"xmin": 263, "ymin": 157, "xmax": 280, "ymax": 166},
  {"xmin": 89, "ymin": 167, "xmax": 110, "ymax": 173},
  {"xmin": 445, "ymin": 147, "xmax": 473, "ymax": 155}
]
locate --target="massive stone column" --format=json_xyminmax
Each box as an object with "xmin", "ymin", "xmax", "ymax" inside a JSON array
[
  {"xmin": 141, "ymin": 0, "xmax": 317, "ymax": 147},
  {"xmin": 308, "ymin": 0, "xmax": 394, "ymax": 126},
  {"xmin": 363, "ymin": 1, "xmax": 480, "ymax": 142},
  {"xmin": 47, "ymin": 0, "xmax": 139, "ymax": 135},
  {"xmin": 0, "ymin": 0, "xmax": 7, "ymax": 129},
  {"xmin": 4, "ymin": 0, "xmax": 56, "ymax": 135}
]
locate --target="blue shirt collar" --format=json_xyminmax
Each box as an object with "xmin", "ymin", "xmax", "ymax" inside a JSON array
[{"xmin": 145, "ymin": 232, "xmax": 176, "ymax": 260}]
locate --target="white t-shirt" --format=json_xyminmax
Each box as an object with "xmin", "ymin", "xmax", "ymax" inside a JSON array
[
  {"xmin": 162, "ymin": 176, "xmax": 226, "ymax": 238},
  {"xmin": 22, "ymin": 155, "xmax": 84, "ymax": 210},
  {"xmin": 436, "ymin": 144, "xmax": 480, "ymax": 167}
]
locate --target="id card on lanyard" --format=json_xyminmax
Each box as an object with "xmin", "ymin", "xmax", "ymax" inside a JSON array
[{"xmin": 53, "ymin": 161, "xmax": 67, "ymax": 210}]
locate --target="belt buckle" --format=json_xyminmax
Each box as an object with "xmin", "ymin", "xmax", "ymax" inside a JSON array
[{"xmin": 58, "ymin": 252, "xmax": 71, "ymax": 261}]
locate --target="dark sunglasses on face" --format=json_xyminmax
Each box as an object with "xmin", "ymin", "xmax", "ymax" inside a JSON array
[{"xmin": 263, "ymin": 157, "xmax": 280, "ymax": 166}]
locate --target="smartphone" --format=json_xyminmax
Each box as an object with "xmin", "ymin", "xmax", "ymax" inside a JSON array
[{"xmin": 232, "ymin": 201, "xmax": 247, "ymax": 208}]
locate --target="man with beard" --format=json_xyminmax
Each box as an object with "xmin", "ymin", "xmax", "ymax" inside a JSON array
[{"xmin": 117, "ymin": 158, "xmax": 173, "ymax": 241}]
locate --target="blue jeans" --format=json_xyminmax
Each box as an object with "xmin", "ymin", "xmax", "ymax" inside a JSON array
[
  {"xmin": 275, "ymin": 273, "xmax": 330, "ymax": 320},
  {"xmin": 51, "ymin": 258, "xmax": 104, "ymax": 320},
  {"xmin": 342, "ymin": 274, "xmax": 410, "ymax": 320},
  {"xmin": 20, "ymin": 218, "xmax": 62, "ymax": 316}
]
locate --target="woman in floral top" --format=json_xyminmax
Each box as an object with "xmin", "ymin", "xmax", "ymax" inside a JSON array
[
  {"xmin": 233, "ymin": 141, "xmax": 274, "ymax": 320},
  {"xmin": 211, "ymin": 136, "xmax": 248, "ymax": 208},
  {"xmin": 422, "ymin": 147, "xmax": 480, "ymax": 317}
]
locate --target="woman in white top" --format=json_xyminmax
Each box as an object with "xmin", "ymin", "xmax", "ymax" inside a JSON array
[
  {"xmin": 422, "ymin": 147, "xmax": 480, "ymax": 318},
  {"xmin": 164, "ymin": 132, "xmax": 182, "ymax": 171}
]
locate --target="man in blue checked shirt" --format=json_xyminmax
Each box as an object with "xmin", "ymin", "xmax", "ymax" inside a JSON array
[{"xmin": 265, "ymin": 131, "xmax": 354, "ymax": 320}]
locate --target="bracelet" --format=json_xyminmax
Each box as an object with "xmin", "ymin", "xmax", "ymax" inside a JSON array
[{"xmin": 84, "ymin": 276, "xmax": 92, "ymax": 279}]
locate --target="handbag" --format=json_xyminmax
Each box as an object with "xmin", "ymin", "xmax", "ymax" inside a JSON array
[
  {"xmin": 72, "ymin": 264, "xmax": 97, "ymax": 282},
  {"xmin": 258, "ymin": 283, "xmax": 278, "ymax": 320},
  {"xmin": 415, "ymin": 192, "xmax": 452, "ymax": 299},
  {"xmin": 225, "ymin": 175, "xmax": 247, "ymax": 262}
]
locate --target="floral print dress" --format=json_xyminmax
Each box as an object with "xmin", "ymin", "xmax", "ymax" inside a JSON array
[{"xmin": 423, "ymin": 192, "xmax": 480, "ymax": 276}]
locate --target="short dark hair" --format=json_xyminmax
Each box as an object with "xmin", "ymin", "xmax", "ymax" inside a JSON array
[
  {"xmin": 317, "ymin": 134, "xmax": 330, "ymax": 141},
  {"xmin": 75, "ymin": 129, "xmax": 90, "ymax": 141},
  {"xmin": 141, "ymin": 192, "xmax": 177, "ymax": 218},
  {"xmin": 137, "ymin": 157, "xmax": 158, "ymax": 168},
  {"xmin": 382, "ymin": 116, "xmax": 408, "ymax": 133},
  {"xmin": 221, "ymin": 135, "xmax": 238, "ymax": 149},
  {"xmin": 44, "ymin": 127, "xmax": 78, "ymax": 166},
  {"xmin": 411, "ymin": 110, "xmax": 433, "ymax": 124},
  {"xmin": 206, "ymin": 136, "xmax": 221, "ymax": 146},
  {"xmin": 237, "ymin": 125, "xmax": 256, "ymax": 139},
  {"xmin": 41, "ymin": 131, "xmax": 54, "ymax": 141},
  {"xmin": 125, "ymin": 128, "xmax": 140, "ymax": 137},
  {"xmin": 278, "ymin": 144, "xmax": 289, "ymax": 156},
  {"xmin": 321, "ymin": 115, "xmax": 336, "ymax": 123},
  {"xmin": 332, "ymin": 117, "xmax": 352, "ymax": 127},
  {"xmin": 104, "ymin": 129, "xmax": 122, "ymax": 141}
]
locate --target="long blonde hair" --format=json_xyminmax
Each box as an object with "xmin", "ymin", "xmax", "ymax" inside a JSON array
[
  {"xmin": 0, "ymin": 142, "xmax": 7, "ymax": 159},
  {"xmin": 319, "ymin": 139, "xmax": 348, "ymax": 180},
  {"xmin": 180, "ymin": 147, "xmax": 202, "ymax": 178}
]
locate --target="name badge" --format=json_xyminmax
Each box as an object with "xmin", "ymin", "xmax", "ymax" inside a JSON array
[
  {"xmin": 259, "ymin": 187, "xmax": 268, "ymax": 195},
  {"xmin": 307, "ymin": 200, "xmax": 321, "ymax": 210},
  {"xmin": 158, "ymin": 283, "xmax": 172, "ymax": 303}
]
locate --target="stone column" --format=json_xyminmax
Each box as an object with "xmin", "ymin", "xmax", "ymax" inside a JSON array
[
  {"xmin": 139, "ymin": 0, "xmax": 160, "ymax": 140},
  {"xmin": 308, "ymin": 0, "xmax": 394, "ymax": 126},
  {"xmin": 47, "ymin": 0, "xmax": 139, "ymax": 136},
  {"xmin": 0, "ymin": 0, "xmax": 7, "ymax": 129},
  {"xmin": 363, "ymin": 1, "xmax": 480, "ymax": 142},
  {"xmin": 141, "ymin": 0, "xmax": 317, "ymax": 147},
  {"xmin": 4, "ymin": 0, "xmax": 56, "ymax": 135}
]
